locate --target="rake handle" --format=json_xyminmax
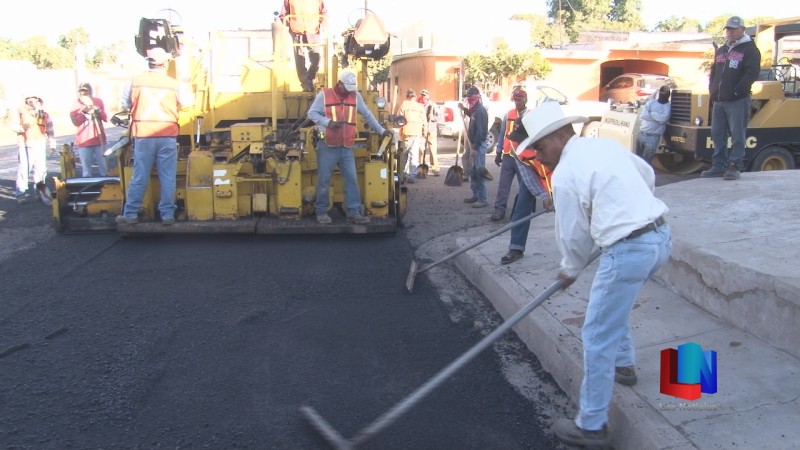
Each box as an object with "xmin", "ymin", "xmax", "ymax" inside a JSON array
[{"xmin": 416, "ymin": 209, "xmax": 547, "ymax": 275}]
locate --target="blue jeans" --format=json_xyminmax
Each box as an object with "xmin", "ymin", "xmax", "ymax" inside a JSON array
[
  {"xmin": 315, "ymin": 141, "xmax": 362, "ymax": 216},
  {"xmin": 77, "ymin": 145, "xmax": 108, "ymax": 177},
  {"xmin": 493, "ymin": 153, "xmax": 517, "ymax": 215},
  {"xmin": 122, "ymin": 137, "xmax": 177, "ymax": 220},
  {"xmin": 575, "ymin": 224, "xmax": 672, "ymax": 431},
  {"xmin": 637, "ymin": 132, "xmax": 661, "ymax": 164},
  {"xmin": 508, "ymin": 169, "xmax": 535, "ymax": 252},
  {"xmin": 710, "ymin": 96, "xmax": 749, "ymax": 171},
  {"xmin": 469, "ymin": 140, "xmax": 488, "ymax": 203}
]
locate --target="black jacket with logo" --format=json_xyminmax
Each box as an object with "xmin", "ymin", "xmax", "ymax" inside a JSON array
[{"xmin": 708, "ymin": 37, "xmax": 761, "ymax": 102}]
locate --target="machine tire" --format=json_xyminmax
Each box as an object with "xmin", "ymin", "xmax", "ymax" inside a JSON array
[
  {"xmin": 652, "ymin": 152, "xmax": 705, "ymax": 175},
  {"xmin": 486, "ymin": 127, "xmax": 500, "ymax": 151},
  {"xmin": 751, "ymin": 146, "xmax": 795, "ymax": 171}
]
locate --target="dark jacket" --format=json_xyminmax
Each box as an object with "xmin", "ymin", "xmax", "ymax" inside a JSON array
[
  {"xmin": 708, "ymin": 37, "xmax": 761, "ymax": 102},
  {"xmin": 467, "ymin": 102, "xmax": 488, "ymax": 146}
]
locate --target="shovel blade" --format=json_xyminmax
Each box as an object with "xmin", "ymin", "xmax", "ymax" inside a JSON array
[{"xmin": 405, "ymin": 260, "xmax": 418, "ymax": 293}]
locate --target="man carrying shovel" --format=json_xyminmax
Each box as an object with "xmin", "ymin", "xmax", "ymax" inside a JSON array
[{"xmin": 70, "ymin": 82, "xmax": 109, "ymax": 177}]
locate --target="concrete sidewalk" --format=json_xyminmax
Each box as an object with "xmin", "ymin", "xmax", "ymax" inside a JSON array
[{"xmin": 429, "ymin": 170, "xmax": 800, "ymax": 449}]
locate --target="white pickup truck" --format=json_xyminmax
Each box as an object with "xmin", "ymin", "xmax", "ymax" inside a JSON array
[{"xmin": 437, "ymin": 83, "xmax": 610, "ymax": 149}]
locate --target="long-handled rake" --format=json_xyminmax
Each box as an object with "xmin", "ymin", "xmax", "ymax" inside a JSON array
[
  {"xmin": 405, "ymin": 209, "xmax": 547, "ymax": 293},
  {"xmin": 301, "ymin": 250, "xmax": 602, "ymax": 450}
]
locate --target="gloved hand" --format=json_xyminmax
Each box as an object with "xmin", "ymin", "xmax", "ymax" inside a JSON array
[
  {"xmin": 327, "ymin": 120, "xmax": 343, "ymax": 129},
  {"xmin": 494, "ymin": 153, "xmax": 502, "ymax": 167}
]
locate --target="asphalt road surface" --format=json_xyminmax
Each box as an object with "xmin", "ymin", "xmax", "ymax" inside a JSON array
[
  {"xmin": 0, "ymin": 134, "xmax": 586, "ymax": 449},
  {"xmin": 0, "ymin": 130, "xmax": 696, "ymax": 449}
]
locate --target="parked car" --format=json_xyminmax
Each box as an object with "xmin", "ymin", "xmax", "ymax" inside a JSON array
[{"xmin": 599, "ymin": 73, "xmax": 677, "ymax": 105}]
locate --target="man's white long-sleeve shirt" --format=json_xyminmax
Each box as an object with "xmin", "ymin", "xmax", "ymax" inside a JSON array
[{"xmin": 552, "ymin": 136, "xmax": 669, "ymax": 277}]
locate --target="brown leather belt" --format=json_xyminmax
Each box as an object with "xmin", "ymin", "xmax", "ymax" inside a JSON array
[{"xmin": 626, "ymin": 216, "xmax": 666, "ymax": 240}]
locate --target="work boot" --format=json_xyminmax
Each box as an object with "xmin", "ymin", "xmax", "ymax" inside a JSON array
[
  {"xmin": 723, "ymin": 163, "xmax": 740, "ymax": 180},
  {"xmin": 552, "ymin": 419, "xmax": 609, "ymax": 448},
  {"xmin": 316, "ymin": 214, "xmax": 332, "ymax": 224},
  {"xmin": 347, "ymin": 214, "xmax": 370, "ymax": 225},
  {"xmin": 490, "ymin": 211, "xmax": 504, "ymax": 221},
  {"xmin": 700, "ymin": 166, "xmax": 726, "ymax": 178},
  {"xmin": 115, "ymin": 215, "xmax": 139, "ymax": 225},
  {"xmin": 464, "ymin": 197, "xmax": 478, "ymax": 204},
  {"xmin": 162, "ymin": 217, "xmax": 175, "ymax": 226},
  {"xmin": 482, "ymin": 168, "xmax": 493, "ymax": 181},
  {"xmin": 615, "ymin": 366, "xmax": 637, "ymax": 386},
  {"xmin": 501, "ymin": 249, "xmax": 524, "ymax": 265},
  {"xmin": 16, "ymin": 193, "xmax": 29, "ymax": 205},
  {"xmin": 471, "ymin": 201, "xmax": 488, "ymax": 208}
]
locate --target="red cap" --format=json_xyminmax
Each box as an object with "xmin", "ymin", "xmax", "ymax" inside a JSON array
[{"xmin": 511, "ymin": 89, "xmax": 527, "ymax": 100}]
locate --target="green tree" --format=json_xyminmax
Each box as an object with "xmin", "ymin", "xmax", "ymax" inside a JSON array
[
  {"xmin": 654, "ymin": 17, "xmax": 702, "ymax": 33},
  {"xmin": 463, "ymin": 43, "xmax": 551, "ymax": 91},
  {"xmin": 545, "ymin": 0, "xmax": 645, "ymax": 43},
  {"xmin": 20, "ymin": 36, "xmax": 72, "ymax": 69},
  {"xmin": 57, "ymin": 28, "xmax": 90, "ymax": 53}
]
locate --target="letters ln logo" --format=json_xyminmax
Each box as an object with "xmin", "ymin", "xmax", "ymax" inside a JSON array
[{"xmin": 660, "ymin": 342, "xmax": 718, "ymax": 401}]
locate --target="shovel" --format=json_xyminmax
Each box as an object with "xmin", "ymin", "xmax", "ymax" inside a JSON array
[
  {"xmin": 418, "ymin": 125, "xmax": 432, "ymax": 178},
  {"xmin": 405, "ymin": 209, "xmax": 547, "ymax": 293},
  {"xmin": 302, "ymin": 249, "xmax": 602, "ymax": 450},
  {"xmin": 417, "ymin": 142, "xmax": 429, "ymax": 179},
  {"xmin": 444, "ymin": 126, "xmax": 464, "ymax": 187}
]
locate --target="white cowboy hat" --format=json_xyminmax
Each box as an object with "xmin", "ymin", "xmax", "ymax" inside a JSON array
[{"xmin": 515, "ymin": 101, "xmax": 589, "ymax": 156}]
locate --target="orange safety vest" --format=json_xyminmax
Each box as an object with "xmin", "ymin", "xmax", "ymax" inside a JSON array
[
  {"xmin": 130, "ymin": 71, "xmax": 180, "ymax": 138},
  {"xmin": 502, "ymin": 107, "xmax": 526, "ymax": 155},
  {"xmin": 322, "ymin": 87, "xmax": 357, "ymax": 148},
  {"xmin": 523, "ymin": 156, "xmax": 553, "ymax": 194},
  {"xmin": 18, "ymin": 107, "xmax": 49, "ymax": 142},
  {"xmin": 285, "ymin": 0, "xmax": 323, "ymax": 34}
]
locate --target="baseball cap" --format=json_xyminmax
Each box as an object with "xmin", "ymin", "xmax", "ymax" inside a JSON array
[
  {"xmin": 406, "ymin": 89, "xmax": 416, "ymax": 97},
  {"xmin": 339, "ymin": 70, "xmax": 357, "ymax": 92},
  {"xmin": 466, "ymin": 86, "xmax": 480, "ymax": 96},
  {"xmin": 78, "ymin": 82, "xmax": 93, "ymax": 94},
  {"xmin": 420, "ymin": 89, "xmax": 429, "ymax": 96},
  {"xmin": 511, "ymin": 89, "xmax": 527, "ymax": 100},
  {"xmin": 146, "ymin": 47, "xmax": 171, "ymax": 65},
  {"xmin": 725, "ymin": 16, "xmax": 744, "ymax": 29}
]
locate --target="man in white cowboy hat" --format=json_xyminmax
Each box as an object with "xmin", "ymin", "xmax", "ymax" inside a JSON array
[{"xmin": 517, "ymin": 101, "xmax": 672, "ymax": 447}]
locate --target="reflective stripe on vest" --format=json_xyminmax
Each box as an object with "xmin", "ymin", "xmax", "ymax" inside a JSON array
[
  {"xmin": 523, "ymin": 157, "xmax": 553, "ymax": 194},
  {"xmin": 502, "ymin": 108, "xmax": 525, "ymax": 155},
  {"xmin": 322, "ymin": 88, "xmax": 357, "ymax": 148},
  {"xmin": 130, "ymin": 71, "xmax": 180, "ymax": 138}
]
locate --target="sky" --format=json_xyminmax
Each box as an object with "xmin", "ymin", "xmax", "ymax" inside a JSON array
[{"xmin": 0, "ymin": 0, "xmax": 792, "ymax": 46}]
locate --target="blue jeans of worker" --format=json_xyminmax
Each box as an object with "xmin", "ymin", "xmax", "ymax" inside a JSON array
[
  {"xmin": 469, "ymin": 140, "xmax": 488, "ymax": 203},
  {"xmin": 575, "ymin": 224, "xmax": 672, "ymax": 431},
  {"xmin": 122, "ymin": 137, "xmax": 177, "ymax": 221},
  {"xmin": 493, "ymin": 153, "xmax": 518, "ymax": 216},
  {"xmin": 315, "ymin": 141, "xmax": 362, "ymax": 216},
  {"xmin": 77, "ymin": 145, "xmax": 108, "ymax": 177},
  {"xmin": 710, "ymin": 96, "xmax": 750, "ymax": 171},
  {"xmin": 508, "ymin": 178, "xmax": 535, "ymax": 252},
  {"xmin": 637, "ymin": 132, "xmax": 661, "ymax": 164}
]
